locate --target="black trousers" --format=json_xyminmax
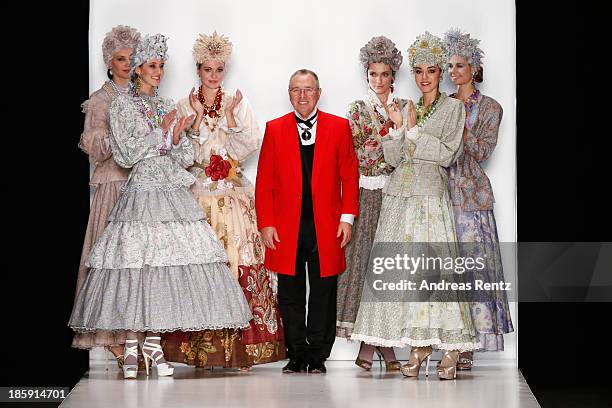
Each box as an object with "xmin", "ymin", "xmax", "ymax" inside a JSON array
[{"xmin": 277, "ymin": 218, "xmax": 337, "ymax": 364}]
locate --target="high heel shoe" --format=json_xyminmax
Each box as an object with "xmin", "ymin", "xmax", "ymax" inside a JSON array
[
  {"xmin": 375, "ymin": 347, "xmax": 401, "ymax": 371},
  {"xmin": 400, "ymin": 346, "xmax": 432, "ymax": 377},
  {"xmin": 354, "ymin": 342, "xmax": 374, "ymax": 370},
  {"xmin": 457, "ymin": 351, "xmax": 473, "ymax": 370},
  {"xmin": 105, "ymin": 345, "xmax": 125, "ymax": 370},
  {"xmin": 122, "ymin": 339, "xmax": 139, "ymax": 379},
  {"xmin": 437, "ymin": 350, "xmax": 459, "ymax": 380},
  {"xmin": 142, "ymin": 336, "xmax": 174, "ymax": 377}
]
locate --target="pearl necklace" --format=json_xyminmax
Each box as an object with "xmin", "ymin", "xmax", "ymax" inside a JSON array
[{"xmin": 109, "ymin": 80, "xmax": 130, "ymax": 95}]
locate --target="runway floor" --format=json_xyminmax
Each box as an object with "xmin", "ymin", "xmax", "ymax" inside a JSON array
[{"xmin": 60, "ymin": 359, "xmax": 539, "ymax": 407}]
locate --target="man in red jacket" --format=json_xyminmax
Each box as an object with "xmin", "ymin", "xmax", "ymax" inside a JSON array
[{"xmin": 256, "ymin": 69, "xmax": 359, "ymax": 373}]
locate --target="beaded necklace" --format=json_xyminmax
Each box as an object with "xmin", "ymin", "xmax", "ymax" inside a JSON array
[
  {"xmin": 197, "ymin": 87, "xmax": 224, "ymax": 133},
  {"xmin": 463, "ymin": 89, "xmax": 480, "ymax": 129},
  {"xmin": 133, "ymin": 88, "xmax": 166, "ymax": 130},
  {"xmin": 132, "ymin": 87, "xmax": 170, "ymax": 154},
  {"xmin": 415, "ymin": 92, "xmax": 442, "ymax": 127},
  {"xmin": 451, "ymin": 89, "xmax": 480, "ymax": 129}
]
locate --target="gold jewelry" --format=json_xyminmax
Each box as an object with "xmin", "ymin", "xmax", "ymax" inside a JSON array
[{"xmin": 135, "ymin": 75, "xmax": 142, "ymax": 94}]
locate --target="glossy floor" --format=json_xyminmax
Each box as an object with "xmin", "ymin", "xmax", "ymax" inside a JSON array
[{"xmin": 60, "ymin": 360, "xmax": 539, "ymax": 407}]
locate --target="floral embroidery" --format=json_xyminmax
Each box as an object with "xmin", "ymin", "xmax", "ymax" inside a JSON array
[{"xmin": 347, "ymin": 100, "xmax": 404, "ymax": 177}]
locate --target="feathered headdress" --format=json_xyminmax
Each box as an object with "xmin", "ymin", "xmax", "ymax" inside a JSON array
[{"xmin": 192, "ymin": 31, "xmax": 233, "ymax": 64}]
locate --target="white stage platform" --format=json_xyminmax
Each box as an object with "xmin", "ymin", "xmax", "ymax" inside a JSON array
[{"xmin": 61, "ymin": 360, "xmax": 539, "ymax": 407}]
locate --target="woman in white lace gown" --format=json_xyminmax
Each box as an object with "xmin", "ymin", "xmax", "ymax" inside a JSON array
[{"xmin": 68, "ymin": 33, "xmax": 252, "ymax": 380}]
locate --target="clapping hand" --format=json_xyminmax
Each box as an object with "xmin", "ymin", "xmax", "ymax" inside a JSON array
[
  {"xmin": 225, "ymin": 89, "xmax": 243, "ymax": 128},
  {"xmin": 384, "ymin": 101, "xmax": 403, "ymax": 129},
  {"xmin": 161, "ymin": 109, "xmax": 177, "ymax": 132},
  {"xmin": 189, "ymin": 87, "xmax": 205, "ymax": 117},
  {"xmin": 225, "ymin": 89, "xmax": 243, "ymax": 115},
  {"xmin": 172, "ymin": 114, "xmax": 196, "ymax": 144},
  {"xmin": 407, "ymin": 100, "xmax": 417, "ymax": 129}
]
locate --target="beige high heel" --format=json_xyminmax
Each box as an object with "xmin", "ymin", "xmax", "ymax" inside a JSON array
[
  {"xmin": 105, "ymin": 345, "xmax": 124, "ymax": 370},
  {"xmin": 375, "ymin": 347, "xmax": 401, "ymax": 371},
  {"xmin": 457, "ymin": 351, "xmax": 474, "ymax": 370},
  {"xmin": 437, "ymin": 350, "xmax": 459, "ymax": 380},
  {"xmin": 355, "ymin": 342, "xmax": 375, "ymax": 370},
  {"xmin": 400, "ymin": 346, "xmax": 432, "ymax": 377}
]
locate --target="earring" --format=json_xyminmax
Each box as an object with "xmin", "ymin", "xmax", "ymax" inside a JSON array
[
  {"xmin": 135, "ymin": 75, "xmax": 142, "ymax": 94},
  {"xmin": 108, "ymin": 68, "xmax": 113, "ymax": 77},
  {"xmin": 390, "ymin": 83, "xmax": 394, "ymax": 92}
]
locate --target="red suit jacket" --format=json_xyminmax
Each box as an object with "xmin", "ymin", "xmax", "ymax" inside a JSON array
[{"xmin": 255, "ymin": 111, "xmax": 359, "ymax": 277}]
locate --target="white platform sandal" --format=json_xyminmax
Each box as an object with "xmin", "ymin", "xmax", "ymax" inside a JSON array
[
  {"xmin": 142, "ymin": 336, "xmax": 174, "ymax": 377},
  {"xmin": 123, "ymin": 339, "xmax": 139, "ymax": 379}
]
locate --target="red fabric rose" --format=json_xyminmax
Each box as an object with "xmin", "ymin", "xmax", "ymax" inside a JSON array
[{"xmin": 205, "ymin": 154, "xmax": 231, "ymax": 181}]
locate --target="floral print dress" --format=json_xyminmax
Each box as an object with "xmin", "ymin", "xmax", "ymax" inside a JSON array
[
  {"xmin": 336, "ymin": 89, "xmax": 407, "ymax": 338},
  {"xmin": 161, "ymin": 89, "xmax": 285, "ymax": 368}
]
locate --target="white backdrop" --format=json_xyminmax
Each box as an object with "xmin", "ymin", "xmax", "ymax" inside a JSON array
[{"xmin": 89, "ymin": 0, "xmax": 516, "ymax": 362}]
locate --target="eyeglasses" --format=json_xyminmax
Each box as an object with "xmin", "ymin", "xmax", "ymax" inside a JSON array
[{"xmin": 289, "ymin": 87, "xmax": 318, "ymax": 95}]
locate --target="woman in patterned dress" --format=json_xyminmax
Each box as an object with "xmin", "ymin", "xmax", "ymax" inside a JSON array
[
  {"xmin": 336, "ymin": 36, "xmax": 404, "ymax": 371},
  {"xmin": 161, "ymin": 32, "xmax": 285, "ymax": 370},
  {"xmin": 444, "ymin": 28, "xmax": 513, "ymax": 370}
]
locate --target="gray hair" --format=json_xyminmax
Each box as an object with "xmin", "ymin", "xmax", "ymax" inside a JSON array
[{"xmin": 288, "ymin": 69, "xmax": 320, "ymax": 89}]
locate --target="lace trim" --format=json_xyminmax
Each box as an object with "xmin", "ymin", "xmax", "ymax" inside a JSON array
[
  {"xmin": 349, "ymin": 333, "xmax": 478, "ymax": 351},
  {"xmin": 359, "ymin": 175, "xmax": 388, "ymax": 190},
  {"xmin": 193, "ymin": 183, "xmax": 255, "ymax": 196},
  {"xmin": 336, "ymin": 321, "xmax": 355, "ymax": 329},
  {"xmin": 122, "ymin": 181, "xmax": 195, "ymax": 193},
  {"xmin": 336, "ymin": 322, "xmax": 357, "ymax": 340},
  {"xmin": 70, "ymin": 323, "xmax": 252, "ymax": 334}
]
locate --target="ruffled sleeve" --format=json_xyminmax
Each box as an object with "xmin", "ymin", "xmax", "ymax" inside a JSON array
[
  {"xmin": 78, "ymin": 92, "xmax": 113, "ymax": 165},
  {"xmin": 219, "ymin": 96, "xmax": 260, "ymax": 162},
  {"xmin": 169, "ymin": 136, "xmax": 195, "ymax": 168},
  {"xmin": 108, "ymin": 94, "xmax": 162, "ymax": 168}
]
